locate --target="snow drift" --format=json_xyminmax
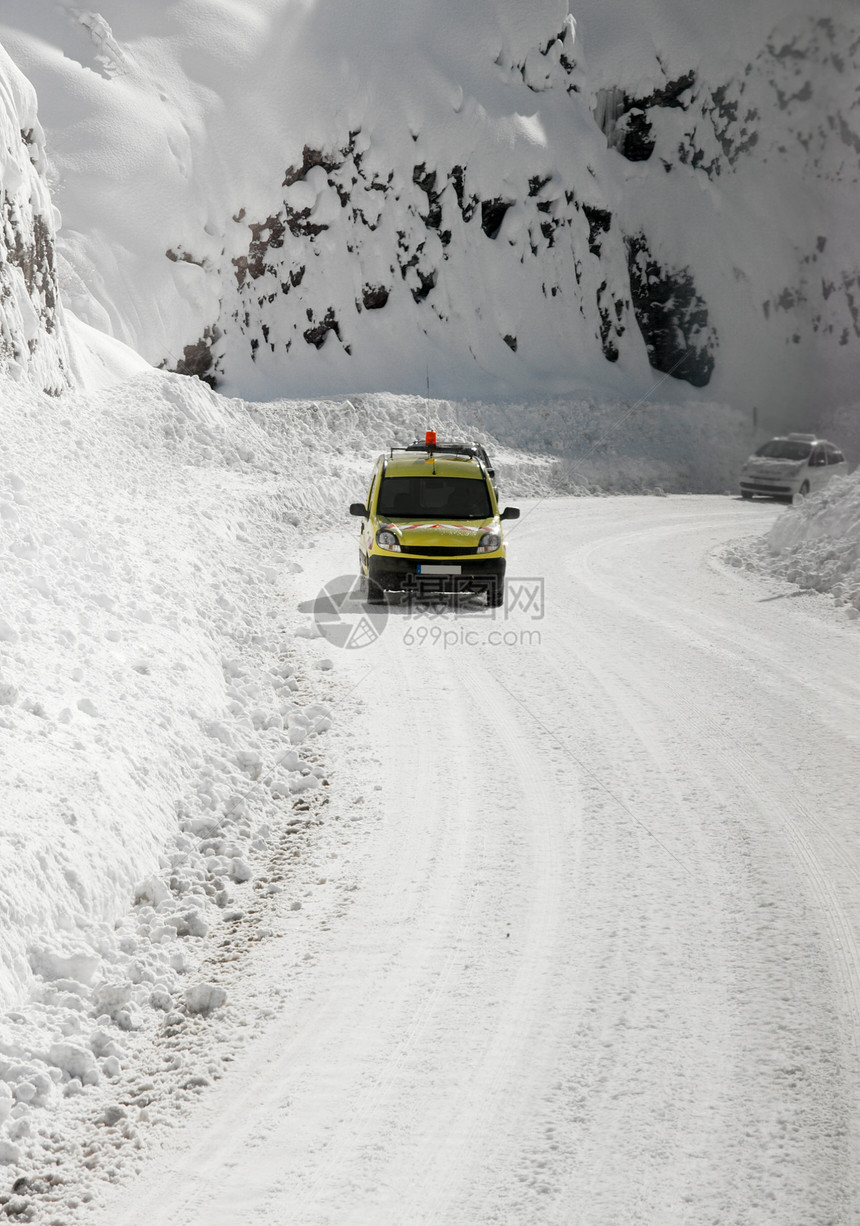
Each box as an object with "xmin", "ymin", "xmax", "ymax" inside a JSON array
[{"xmin": 726, "ymin": 469, "xmax": 860, "ymax": 616}]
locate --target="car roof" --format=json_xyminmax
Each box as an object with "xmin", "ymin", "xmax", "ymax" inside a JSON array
[
  {"xmin": 383, "ymin": 453, "xmax": 486, "ymax": 480},
  {"xmin": 765, "ymin": 434, "xmax": 838, "ymax": 446}
]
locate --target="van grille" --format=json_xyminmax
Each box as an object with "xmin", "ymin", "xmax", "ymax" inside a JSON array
[{"xmin": 398, "ymin": 545, "xmax": 481, "ymax": 557}]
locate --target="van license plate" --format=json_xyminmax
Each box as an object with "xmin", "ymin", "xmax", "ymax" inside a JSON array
[{"xmin": 417, "ymin": 564, "xmax": 462, "ymax": 575}]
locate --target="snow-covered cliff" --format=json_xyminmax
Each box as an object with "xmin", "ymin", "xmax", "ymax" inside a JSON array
[
  {"xmin": 0, "ymin": 0, "xmax": 857, "ymax": 430},
  {"xmin": 0, "ymin": 44, "xmax": 69, "ymax": 394}
]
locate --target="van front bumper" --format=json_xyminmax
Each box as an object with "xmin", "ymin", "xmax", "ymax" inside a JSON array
[{"xmin": 368, "ymin": 554, "xmax": 505, "ymax": 593}]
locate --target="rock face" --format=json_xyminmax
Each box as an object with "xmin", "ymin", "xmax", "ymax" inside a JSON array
[
  {"xmin": 625, "ymin": 235, "xmax": 716, "ymax": 388},
  {"xmin": 189, "ymin": 11, "xmax": 644, "ymax": 400},
  {"xmin": 0, "ymin": 2, "xmax": 856, "ymax": 420},
  {"xmin": 0, "ymin": 45, "xmax": 68, "ymax": 394}
]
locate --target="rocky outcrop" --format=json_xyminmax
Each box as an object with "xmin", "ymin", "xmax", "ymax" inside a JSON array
[
  {"xmin": 625, "ymin": 235, "xmax": 717, "ymax": 388},
  {"xmin": 0, "ymin": 45, "xmax": 69, "ymax": 395}
]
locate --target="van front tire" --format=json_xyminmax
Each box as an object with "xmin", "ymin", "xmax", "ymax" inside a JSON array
[{"xmin": 487, "ymin": 581, "xmax": 504, "ymax": 609}]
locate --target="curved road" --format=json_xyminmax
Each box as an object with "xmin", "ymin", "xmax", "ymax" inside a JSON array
[{"xmin": 95, "ymin": 496, "xmax": 860, "ymax": 1226}]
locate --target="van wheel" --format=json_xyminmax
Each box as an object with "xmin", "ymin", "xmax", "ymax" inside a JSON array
[
  {"xmin": 792, "ymin": 481, "xmax": 810, "ymax": 505},
  {"xmin": 360, "ymin": 573, "xmax": 385, "ymax": 604},
  {"xmin": 486, "ymin": 581, "xmax": 504, "ymax": 609}
]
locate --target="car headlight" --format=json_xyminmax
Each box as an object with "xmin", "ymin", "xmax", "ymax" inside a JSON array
[
  {"xmin": 375, "ymin": 528, "xmax": 400, "ymax": 552},
  {"xmin": 477, "ymin": 532, "xmax": 501, "ymax": 554}
]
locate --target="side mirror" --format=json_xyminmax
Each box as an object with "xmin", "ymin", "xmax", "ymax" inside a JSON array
[
  {"xmin": 500, "ymin": 506, "xmax": 520, "ymax": 520},
  {"xmin": 349, "ymin": 503, "xmax": 369, "ymax": 517}
]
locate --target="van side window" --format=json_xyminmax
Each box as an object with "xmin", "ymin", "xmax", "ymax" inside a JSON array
[{"xmin": 809, "ymin": 446, "xmax": 826, "ymax": 467}]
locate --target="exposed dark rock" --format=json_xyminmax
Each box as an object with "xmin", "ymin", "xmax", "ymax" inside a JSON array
[
  {"xmin": 283, "ymin": 145, "xmax": 343, "ymax": 187},
  {"xmin": 596, "ymin": 281, "xmax": 622, "ymax": 362},
  {"xmin": 615, "ymin": 109, "xmax": 655, "ymax": 161},
  {"xmin": 362, "ymin": 284, "xmax": 389, "ymax": 310},
  {"xmin": 412, "ymin": 164, "xmax": 443, "ymax": 231},
  {"xmin": 3, "ymin": 205, "xmax": 57, "ymax": 332},
  {"xmin": 450, "ymin": 165, "xmax": 478, "ymax": 223},
  {"xmin": 596, "ymin": 72, "xmax": 694, "ymax": 163},
  {"xmin": 503, "ymin": 334, "xmax": 517, "ymax": 352},
  {"xmin": 625, "ymin": 233, "xmax": 716, "ymax": 386},
  {"xmin": 644, "ymin": 71, "xmax": 696, "ymax": 110},
  {"xmin": 233, "ymin": 214, "xmax": 285, "ymax": 287},
  {"xmin": 411, "ymin": 268, "xmax": 437, "ymax": 303},
  {"xmin": 480, "ymin": 199, "xmax": 512, "ymax": 240},
  {"xmin": 582, "ymin": 205, "xmax": 611, "ymax": 256},
  {"xmin": 303, "ymin": 307, "xmax": 341, "ymax": 349},
  {"xmin": 171, "ymin": 325, "xmax": 220, "ymax": 387},
  {"xmin": 283, "ymin": 205, "xmax": 328, "ymax": 239},
  {"xmin": 166, "ymin": 248, "xmax": 205, "ymax": 267}
]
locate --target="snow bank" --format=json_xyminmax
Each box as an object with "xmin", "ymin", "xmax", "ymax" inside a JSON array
[
  {"xmin": 469, "ymin": 394, "xmax": 751, "ymax": 493},
  {"xmin": 0, "ymin": 371, "xmax": 337, "ymax": 1172},
  {"xmin": 725, "ymin": 470, "xmax": 860, "ymax": 615}
]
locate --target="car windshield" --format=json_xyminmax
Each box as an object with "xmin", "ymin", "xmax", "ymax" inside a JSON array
[
  {"xmin": 377, "ymin": 475, "xmax": 492, "ymax": 519},
  {"xmin": 755, "ymin": 439, "xmax": 812, "ymax": 460}
]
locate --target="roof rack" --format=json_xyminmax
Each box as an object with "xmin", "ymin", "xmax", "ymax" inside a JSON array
[{"xmin": 390, "ymin": 438, "xmax": 495, "ymax": 477}]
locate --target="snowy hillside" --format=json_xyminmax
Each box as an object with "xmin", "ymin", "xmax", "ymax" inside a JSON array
[{"xmin": 0, "ymin": 0, "xmax": 857, "ymax": 431}]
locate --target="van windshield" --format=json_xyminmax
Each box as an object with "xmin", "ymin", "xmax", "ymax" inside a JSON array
[
  {"xmin": 377, "ymin": 476, "xmax": 492, "ymax": 519},
  {"xmin": 755, "ymin": 440, "xmax": 812, "ymax": 460}
]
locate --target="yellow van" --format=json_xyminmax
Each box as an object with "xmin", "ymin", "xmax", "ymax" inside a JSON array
[{"xmin": 349, "ymin": 433, "xmax": 519, "ymax": 607}]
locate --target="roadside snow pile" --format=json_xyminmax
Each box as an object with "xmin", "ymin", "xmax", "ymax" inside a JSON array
[
  {"xmin": 0, "ymin": 371, "xmax": 335, "ymax": 1176},
  {"xmin": 725, "ymin": 471, "xmax": 860, "ymax": 616},
  {"xmin": 470, "ymin": 395, "xmax": 751, "ymax": 494}
]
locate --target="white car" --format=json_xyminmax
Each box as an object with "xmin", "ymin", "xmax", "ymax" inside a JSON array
[{"xmin": 739, "ymin": 433, "xmax": 848, "ymax": 503}]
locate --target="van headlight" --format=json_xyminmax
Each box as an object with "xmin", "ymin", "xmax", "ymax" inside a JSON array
[
  {"xmin": 376, "ymin": 528, "xmax": 400, "ymax": 552},
  {"xmin": 477, "ymin": 532, "xmax": 501, "ymax": 554}
]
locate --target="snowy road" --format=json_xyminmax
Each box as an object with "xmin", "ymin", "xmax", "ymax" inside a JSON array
[{"xmin": 94, "ymin": 496, "xmax": 860, "ymax": 1226}]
